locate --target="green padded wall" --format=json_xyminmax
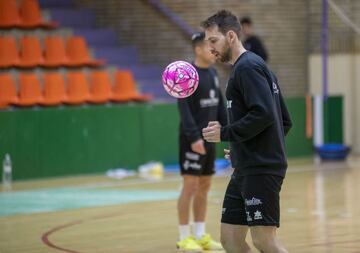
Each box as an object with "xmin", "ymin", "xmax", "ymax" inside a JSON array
[
  {"xmin": 323, "ymin": 96, "xmax": 343, "ymax": 144},
  {"xmin": 0, "ymin": 96, "xmax": 343, "ymax": 180},
  {"xmin": 141, "ymin": 103, "xmax": 179, "ymax": 164},
  {"xmin": 284, "ymin": 97, "xmax": 314, "ymax": 157},
  {"xmin": 0, "ymin": 105, "xmax": 143, "ymax": 180}
]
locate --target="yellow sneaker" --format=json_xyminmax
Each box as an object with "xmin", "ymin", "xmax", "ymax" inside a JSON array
[
  {"xmin": 176, "ymin": 236, "xmax": 203, "ymax": 252},
  {"xmin": 196, "ymin": 233, "xmax": 223, "ymax": 251}
]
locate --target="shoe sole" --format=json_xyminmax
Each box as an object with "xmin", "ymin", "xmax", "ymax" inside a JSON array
[
  {"xmin": 176, "ymin": 250, "xmax": 202, "ymax": 253},
  {"xmin": 202, "ymin": 248, "xmax": 224, "ymax": 251},
  {"xmin": 176, "ymin": 247, "xmax": 202, "ymax": 253},
  {"xmin": 202, "ymin": 250, "xmax": 224, "ymax": 252}
]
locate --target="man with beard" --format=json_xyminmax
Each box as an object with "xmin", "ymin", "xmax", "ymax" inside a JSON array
[{"xmin": 201, "ymin": 10, "xmax": 292, "ymax": 253}]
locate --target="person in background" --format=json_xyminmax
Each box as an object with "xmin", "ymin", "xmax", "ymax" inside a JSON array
[
  {"xmin": 176, "ymin": 31, "xmax": 227, "ymax": 252},
  {"xmin": 240, "ymin": 16, "xmax": 269, "ymax": 62}
]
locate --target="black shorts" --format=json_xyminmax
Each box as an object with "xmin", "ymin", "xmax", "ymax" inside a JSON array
[
  {"xmin": 179, "ymin": 137, "xmax": 216, "ymax": 176},
  {"xmin": 221, "ymin": 172, "xmax": 284, "ymax": 227}
]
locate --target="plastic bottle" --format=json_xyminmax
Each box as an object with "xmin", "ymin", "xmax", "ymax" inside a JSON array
[{"xmin": 2, "ymin": 154, "xmax": 12, "ymax": 190}]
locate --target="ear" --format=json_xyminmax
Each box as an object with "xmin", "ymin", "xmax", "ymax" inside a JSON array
[
  {"xmin": 226, "ymin": 31, "xmax": 235, "ymax": 44},
  {"xmin": 194, "ymin": 45, "xmax": 202, "ymax": 55}
]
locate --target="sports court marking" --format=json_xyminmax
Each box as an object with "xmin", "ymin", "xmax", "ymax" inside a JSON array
[
  {"xmin": 0, "ymin": 162, "xmax": 346, "ymax": 217},
  {"xmin": 0, "ymin": 188, "xmax": 179, "ymax": 216},
  {"xmin": 42, "ymin": 220, "xmax": 84, "ymax": 253}
]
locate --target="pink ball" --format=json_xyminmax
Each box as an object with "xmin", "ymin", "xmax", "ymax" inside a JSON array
[{"xmin": 162, "ymin": 61, "xmax": 199, "ymax": 98}]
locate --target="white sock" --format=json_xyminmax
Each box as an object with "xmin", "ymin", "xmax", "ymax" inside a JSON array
[
  {"xmin": 179, "ymin": 224, "xmax": 191, "ymax": 240},
  {"xmin": 193, "ymin": 222, "xmax": 206, "ymax": 239}
]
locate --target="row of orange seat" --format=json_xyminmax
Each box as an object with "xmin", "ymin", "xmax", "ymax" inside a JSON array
[
  {"xmin": 0, "ymin": 35, "xmax": 105, "ymax": 68},
  {"xmin": 0, "ymin": 0, "xmax": 57, "ymax": 29},
  {"xmin": 0, "ymin": 70, "xmax": 151, "ymax": 108}
]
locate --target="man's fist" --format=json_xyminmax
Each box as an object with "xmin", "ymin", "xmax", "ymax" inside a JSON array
[{"xmin": 202, "ymin": 121, "xmax": 221, "ymax": 143}]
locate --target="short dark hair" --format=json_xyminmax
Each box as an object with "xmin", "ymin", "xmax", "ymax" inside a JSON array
[
  {"xmin": 191, "ymin": 31, "xmax": 205, "ymax": 48},
  {"xmin": 240, "ymin": 16, "xmax": 252, "ymax": 25},
  {"xmin": 201, "ymin": 10, "xmax": 241, "ymax": 38}
]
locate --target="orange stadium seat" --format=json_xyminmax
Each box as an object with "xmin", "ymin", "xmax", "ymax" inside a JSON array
[
  {"xmin": 88, "ymin": 71, "xmax": 112, "ymax": 104},
  {"xmin": 43, "ymin": 36, "xmax": 68, "ymax": 67},
  {"xmin": 16, "ymin": 73, "xmax": 43, "ymax": 106},
  {"xmin": 0, "ymin": 0, "xmax": 21, "ymax": 28},
  {"xmin": 0, "ymin": 36, "xmax": 21, "ymax": 68},
  {"xmin": 66, "ymin": 71, "xmax": 90, "ymax": 105},
  {"xmin": 19, "ymin": 36, "xmax": 44, "ymax": 68},
  {"xmin": 66, "ymin": 36, "xmax": 105, "ymax": 67},
  {"xmin": 41, "ymin": 72, "xmax": 67, "ymax": 106},
  {"xmin": 0, "ymin": 73, "xmax": 18, "ymax": 108},
  {"xmin": 112, "ymin": 70, "xmax": 151, "ymax": 102},
  {"xmin": 19, "ymin": 0, "xmax": 58, "ymax": 28}
]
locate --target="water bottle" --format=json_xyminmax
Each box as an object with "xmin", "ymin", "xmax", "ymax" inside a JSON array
[{"xmin": 2, "ymin": 154, "xmax": 12, "ymax": 190}]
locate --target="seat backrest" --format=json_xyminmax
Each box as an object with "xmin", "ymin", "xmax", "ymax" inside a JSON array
[
  {"xmin": 44, "ymin": 36, "xmax": 67, "ymax": 63},
  {"xmin": 0, "ymin": 36, "xmax": 20, "ymax": 66},
  {"xmin": 113, "ymin": 70, "xmax": 137, "ymax": 94},
  {"xmin": 19, "ymin": 36, "xmax": 43, "ymax": 64},
  {"xmin": 90, "ymin": 71, "xmax": 112, "ymax": 94},
  {"xmin": 19, "ymin": 0, "xmax": 42, "ymax": 25},
  {"xmin": 67, "ymin": 71, "xmax": 90, "ymax": 100},
  {"xmin": 18, "ymin": 73, "xmax": 42, "ymax": 100},
  {"xmin": 0, "ymin": 73, "xmax": 17, "ymax": 104},
  {"xmin": 66, "ymin": 36, "xmax": 90, "ymax": 62},
  {"xmin": 43, "ymin": 72, "xmax": 66, "ymax": 100},
  {"xmin": 0, "ymin": 0, "xmax": 21, "ymax": 27}
]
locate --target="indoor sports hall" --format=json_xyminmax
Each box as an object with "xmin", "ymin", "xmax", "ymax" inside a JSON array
[{"xmin": 0, "ymin": 1, "xmax": 359, "ymax": 252}]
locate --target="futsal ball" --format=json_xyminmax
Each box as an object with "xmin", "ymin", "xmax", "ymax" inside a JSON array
[{"xmin": 162, "ymin": 61, "xmax": 199, "ymax": 98}]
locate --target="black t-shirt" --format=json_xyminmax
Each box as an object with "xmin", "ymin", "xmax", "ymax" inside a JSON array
[
  {"xmin": 178, "ymin": 65, "xmax": 227, "ymax": 143},
  {"xmin": 244, "ymin": 35, "xmax": 268, "ymax": 62},
  {"xmin": 220, "ymin": 51, "xmax": 292, "ymax": 177}
]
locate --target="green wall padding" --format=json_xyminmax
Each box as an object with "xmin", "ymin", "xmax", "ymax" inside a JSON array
[
  {"xmin": 323, "ymin": 96, "xmax": 343, "ymax": 144},
  {"xmin": 284, "ymin": 97, "xmax": 314, "ymax": 157},
  {"xmin": 0, "ymin": 105, "xmax": 143, "ymax": 180},
  {"xmin": 0, "ymin": 96, "xmax": 343, "ymax": 180},
  {"xmin": 141, "ymin": 103, "xmax": 179, "ymax": 164}
]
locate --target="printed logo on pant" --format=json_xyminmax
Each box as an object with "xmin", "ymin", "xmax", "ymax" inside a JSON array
[
  {"xmin": 183, "ymin": 160, "xmax": 201, "ymax": 170},
  {"xmin": 246, "ymin": 211, "xmax": 253, "ymax": 222},
  {"xmin": 185, "ymin": 152, "xmax": 200, "ymax": 161},
  {"xmin": 245, "ymin": 197, "xmax": 263, "ymax": 206},
  {"xmin": 254, "ymin": 210, "xmax": 263, "ymax": 220}
]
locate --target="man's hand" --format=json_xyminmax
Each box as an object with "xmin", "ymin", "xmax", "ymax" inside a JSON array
[
  {"xmin": 224, "ymin": 149, "xmax": 230, "ymax": 160},
  {"xmin": 202, "ymin": 121, "xmax": 221, "ymax": 143},
  {"xmin": 191, "ymin": 139, "xmax": 206, "ymax": 155}
]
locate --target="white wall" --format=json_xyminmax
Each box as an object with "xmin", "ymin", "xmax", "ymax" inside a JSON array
[{"xmin": 309, "ymin": 53, "xmax": 360, "ymax": 154}]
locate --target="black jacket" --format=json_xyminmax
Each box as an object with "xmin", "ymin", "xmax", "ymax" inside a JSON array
[
  {"xmin": 220, "ymin": 51, "xmax": 292, "ymax": 177},
  {"xmin": 178, "ymin": 65, "xmax": 227, "ymax": 143},
  {"xmin": 244, "ymin": 35, "xmax": 268, "ymax": 62}
]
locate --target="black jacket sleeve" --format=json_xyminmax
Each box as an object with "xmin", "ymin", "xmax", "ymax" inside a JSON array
[
  {"xmin": 217, "ymin": 91, "xmax": 228, "ymax": 127},
  {"xmin": 274, "ymin": 75, "xmax": 292, "ymax": 136},
  {"xmin": 279, "ymin": 90, "xmax": 292, "ymax": 136},
  {"xmin": 220, "ymin": 67, "xmax": 275, "ymax": 142},
  {"xmin": 178, "ymin": 98, "xmax": 202, "ymax": 143}
]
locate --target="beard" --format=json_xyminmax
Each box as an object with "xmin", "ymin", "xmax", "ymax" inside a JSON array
[{"xmin": 219, "ymin": 42, "xmax": 232, "ymax": 63}]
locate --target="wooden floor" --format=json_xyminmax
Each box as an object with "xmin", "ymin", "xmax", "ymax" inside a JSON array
[{"xmin": 1, "ymin": 157, "xmax": 360, "ymax": 253}]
